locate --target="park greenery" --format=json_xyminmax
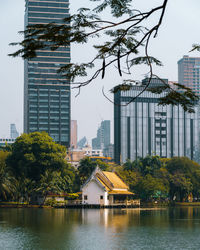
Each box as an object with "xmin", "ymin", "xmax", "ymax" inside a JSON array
[
  {"xmin": 10, "ymin": 0, "xmax": 199, "ymax": 112},
  {"xmin": 0, "ymin": 132, "xmax": 200, "ymax": 204},
  {"xmin": 116, "ymin": 156, "xmax": 200, "ymax": 202}
]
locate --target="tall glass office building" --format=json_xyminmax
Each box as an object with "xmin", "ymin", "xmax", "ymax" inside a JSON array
[
  {"xmin": 114, "ymin": 78, "xmax": 200, "ymax": 164},
  {"xmin": 24, "ymin": 0, "xmax": 70, "ymax": 147}
]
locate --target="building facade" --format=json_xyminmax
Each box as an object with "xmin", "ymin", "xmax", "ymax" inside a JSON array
[
  {"xmin": 178, "ymin": 56, "xmax": 200, "ymax": 95},
  {"xmin": 114, "ymin": 78, "xmax": 200, "ymax": 164},
  {"xmin": 70, "ymin": 120, "xmax": 77, "ymax": 149},
  {"xmin": 24, "ymin": 0, "xmax": 70, "ymax": 147}
]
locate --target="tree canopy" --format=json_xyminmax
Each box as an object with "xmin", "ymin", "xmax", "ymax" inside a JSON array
[
  {"xmin": 6, "ymin": 131, "xmax": 67, "ymax": 181},
  {"xmin": 5, "ymin": 132, "xmax": 76, "ymax": 202},
  {"xmin": 9, "ymin": 0, "xmax": 198, "ymax": 112}
]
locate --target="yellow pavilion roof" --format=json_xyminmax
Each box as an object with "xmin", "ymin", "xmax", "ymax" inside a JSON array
[
  {"xmin": 96, "ymin": 176, "xmax": 110, "ymax": 191},
  {"xmin": 108, "ymin": 190, "xmax": 134, "ymax": 195},
  {"xmin": 102, "ymin": 171, "xmax": 128, "ymax": 189}
]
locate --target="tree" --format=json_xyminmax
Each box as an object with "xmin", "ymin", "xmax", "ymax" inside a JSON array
[
  {"xmin": 0, "ymin": 151, "xmax": 16, "ymax": 200},
  {"xmin": 35, "ymin": 170, "xmax": 63, "ymax": 203},
  {"xmin": 166, "ymin": 157, "xmax": 200, "ymax": 201},
  {"xmin": 118, "ymin": 156, "xmax": 170, "ymax": 200},
  {"xmin": 168, "ymin": 173, "xmax": 192, "ymax": 202},
  {"xmin": 77, "ymin": 157, "xmax": 97, "ymax": 185},
  {"xmin": 116, "ymin": 168, "xmax": 139, "ymax": 193},
  {"xmin": 14, "ymin": 177, "xmax": 36, "ymax": 202},
  {"xmin": 136, "ymin": 174, "xmax": 169, "ymax": 201},
  {"xmin": 6, "ymin": 132, "xmax": 77, "ymax": 202},
  {"xmin": 6, "ymin": 132, "xmax": 67, "ymax": 181},
  {"xmin": 124, "ymin": 155, "xmax": 163, "ymax": 176},
  {"xmin": 9, "ymin": 0, "xmax": 198, "ymax": 112}
]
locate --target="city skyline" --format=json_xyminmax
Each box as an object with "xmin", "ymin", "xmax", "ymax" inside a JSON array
[{"xmin": 1, "ymin": 0, "xmax": 200, "ymax": 142}]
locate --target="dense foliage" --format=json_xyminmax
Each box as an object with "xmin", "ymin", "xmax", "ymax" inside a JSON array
[
  {"xmin": 117, "ymin": 156, "xmax": 200, "ymax": 202},
  {"xmin": 4, "ymin": 132, "xmax": 76, "ymax": 203},
  {"xmin": 0, "ymin": 151, "xmax": 16, "ymax": 200},
  {"xmin": 1, "ymin": 132, "xmax": 200, "ymax": 203}
]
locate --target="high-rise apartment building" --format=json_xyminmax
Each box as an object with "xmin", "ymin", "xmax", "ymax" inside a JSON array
[
  {"xmin": 24, "ymin": 0, "xmax": 70, "ymax": 147},
  {"xmin": 70, "ymin": 120, "xmax": 77, "ymax": 149},
  {"xmin": 114, "ymin": 78, "xmax": 200, "ymax": 164},
  {"xmin": 178, "ymin": 55, "xmax": 200, "ymax": 95},
  {"xmin": 92, "ymin": 120, "xmax": 111, "ymax": 150}
]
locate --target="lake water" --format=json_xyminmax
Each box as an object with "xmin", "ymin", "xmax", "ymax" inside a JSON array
[{"xmin": 0, "ymin": 207, "xmax": 200, "ymax": 249}]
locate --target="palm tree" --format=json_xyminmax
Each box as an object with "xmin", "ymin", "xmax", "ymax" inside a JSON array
[
  {"xmin": 0, "ymin": 151, "xmax": 16, "ymax": 200},
  {"xmin": 35, "ymin": 170, "xmax": 62, "ymax": 204}
]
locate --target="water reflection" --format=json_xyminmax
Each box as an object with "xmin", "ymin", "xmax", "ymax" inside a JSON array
[
  {"xmin": 81, "ymin": 209, "xmax": 140, "ymax": 232},
  {"xmin": 0, "ymin": 207, "xmax": 200, "ymax": 249}
]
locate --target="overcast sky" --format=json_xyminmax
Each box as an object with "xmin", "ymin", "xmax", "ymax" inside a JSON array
[{"xmin": 0, "ymin": 0, "xmax": 200, "ymax": 143}]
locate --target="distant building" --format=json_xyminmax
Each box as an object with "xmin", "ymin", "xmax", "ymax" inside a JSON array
[
  {"xmin": 83, "ymin": 145, "xmax": 103, "ymax": 157},
  {"xmin": 67, "ymin": 149, "xmax": 86, "ymax": 168},
  {"xmin": 92, "ymin": 120, "xmax": 111, "ymax": 150},
  {"xmin": 103, "ymin": 144, "xmax": 114, "ymax": 159},
  {"xmin": 178, "ymin": 56, "xmax": 200, "ymax": 95},
  {"xmin": 114, "ymin": 77, "xmax": 200, "ymax": 164},
  {"xmin": 92, "ymin": 137, "xmax": 99, "ymax": 150},
  {"xmin": 68, "ymin": 145, "xmax": 103, "ymax": 168},
  {"xmin": 77, "ymin": 136, "xmax": 87, "ymax": 149},
  {"xmin": 101, "ymin": 120, "xmax": 111, "ymax": 148},
  {"xmin": 10, "ymin": 124, "xmax": 19, "ymax": 139},
  {"xmin": 0, "ymin": 138, "xmax": 16, "ymax": 147},
  {"xmin": 70, "ymin": 120, "xmax": 77, "ymax": 149}
]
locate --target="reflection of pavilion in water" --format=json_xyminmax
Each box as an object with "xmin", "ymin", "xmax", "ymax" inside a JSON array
[{"xmin": 81, "ymin": 209, "xmax": 140, "ymax": 232}]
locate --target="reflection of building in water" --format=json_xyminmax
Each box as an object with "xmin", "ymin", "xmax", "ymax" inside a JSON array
[{"xmin": 81, "ymin": 209, "xmax": 140, "ymax": 233}]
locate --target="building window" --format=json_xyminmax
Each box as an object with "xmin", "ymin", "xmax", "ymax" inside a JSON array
[
  {"xmin": 107, "ymin": 195, "xmax": 109, "ymax": 200},
  {"xmin": 100, "ymin": 195, "xmax": 103, "ymax": 200},
  {"xmin": 84, "ymin": 195, "xmax": 87, "ymax": 200}
]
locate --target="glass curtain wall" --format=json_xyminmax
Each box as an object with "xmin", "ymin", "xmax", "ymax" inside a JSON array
[{"xmin": 114, "ymin": 82, "xmax": 200, "ymax": 164}]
